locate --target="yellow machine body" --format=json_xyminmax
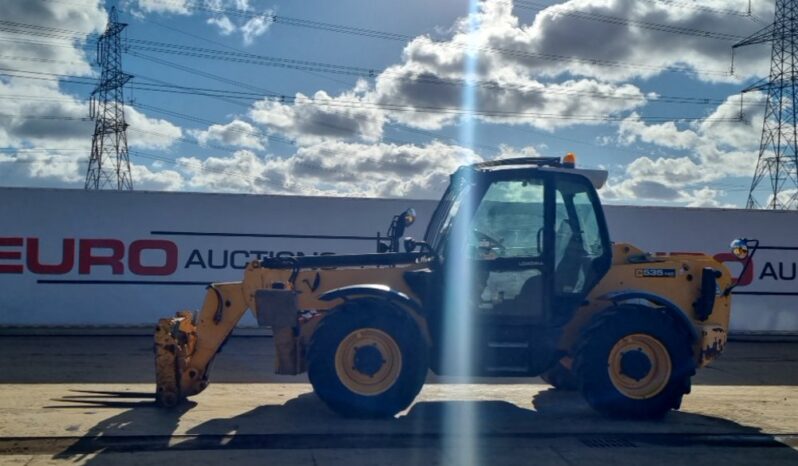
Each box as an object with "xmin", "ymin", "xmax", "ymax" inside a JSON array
[
  {"xmin": 153, "ymin": 156, "xmax": 744, "ymax": 418},
  {"xmin": 155, "ymin": 242, "xmax": 732, "ymax": 403}
]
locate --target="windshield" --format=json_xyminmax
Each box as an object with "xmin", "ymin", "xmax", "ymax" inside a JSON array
[{"xmin": 424, "ymin": 173, "xmax": 474, "ymax": 251}]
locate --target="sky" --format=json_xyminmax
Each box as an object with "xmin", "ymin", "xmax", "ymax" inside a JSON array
[{"xmin": 0, "ymin": 0, "xmax": 779, "ymax": 207}]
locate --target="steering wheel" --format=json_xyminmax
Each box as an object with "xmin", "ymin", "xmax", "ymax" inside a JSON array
[{"xmin": 473, "ymin": 229, "xmax": 506, "ymax": 251}]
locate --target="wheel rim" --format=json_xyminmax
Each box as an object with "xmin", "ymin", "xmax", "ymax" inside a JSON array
[
  {"xmin": 334, "ymin": 328, "xmax": 403, "ymax": 396},
  {"xmin": 607, "ymin": 333, "xmax": 671, "ymax": 400}
]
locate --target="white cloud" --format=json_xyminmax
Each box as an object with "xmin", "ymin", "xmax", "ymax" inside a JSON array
[
  {"xmin": 0, "ymin": 0, "xmax": 104, "ymax": 152},
  {"xmin": 178, "ymin": 149, "xmax": 266, "ymax": 192},
  {"xmin": 246, "ymin": 0, "xmax": 660, "ymax": 142},
  {"xmin": 249, "ymin": 86, "xmax": 386, "ymax": 144},
  {"xmin": 207, "ymin": 15, "xmax": 236, "ymax": 35},
  {"xmin": 687, "ymin": 186, "xmax": 733, "ymax": 208},
  {"xmin": 619, "ymin": 115, "xmax": 700, "ymax": 150},
  {"xmin": 132, "ymin": 163, "xmax": 185, "ymax": 190},
  {"xmin": 270, "ymin": 140, "xmax": 480, "ymax": 198},
  {"xmin": 176, "ymin": 141, "xmax": 480, "ymax": 198},
  {"xmin": 125, "ymin": 106, "xmax": 183, "ymax": 149},
  {"xmin": 0, "ymin": 0, "xmax": 777, "ymax": 204},
  {"xmin": 0, "ymin": 79, "xmax": 93, "ymax": 149},
  {"xmin": 0, "ymin": 0, "xmax": 106, "ymax": 77},
  {"xmin": 134, "ymin": 0, "xmax": 275, "ymax": 44},
  {"xmin": 130, "ymin": 0, "xmax": 191, "ymax": 15},
  {"xmin": 601, "ymin": 94, "xmax": 765, "ymax": 206},
  {"xmin": 601, "ymin": 179, "xmax": 734, "ymax": 208},
  {"xmin": 190, "ymin": 119, "xmax": 265, "ymax": 149},
  {"xmin": 516, "ymin": 0, "xmax": 770, "ymax": 82},
  {"xmin": 496, "ymin": 144, "xmax": 540, "ymax": 159},
  {"xmin": 0, "ymin": 149, "xmax": 187, "ymax": 191},
  {"xmin": 241, "ymin": 14, "xmax": 272, "ymax": 45},
  {"xmin": 0, "ymin": 151, "xmax": 85, "ymax": 186}
]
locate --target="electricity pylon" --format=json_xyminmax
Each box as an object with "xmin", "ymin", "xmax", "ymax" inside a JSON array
[
  {"xmin": 734, "ymin": 0, "xmax": 798, "ymax": 209},
  {"xmin": 85, "ymin": 6, "xmax": 134, "ymax": 190}
]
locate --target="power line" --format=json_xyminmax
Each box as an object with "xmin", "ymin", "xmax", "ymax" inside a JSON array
[
  {"xmin": 0, "ymin": 28, "xmax": 733, "ymax": 86},
  {"xmin": 141, "ymin": 0, "xmax": 747, "ymax": 42},
  {"xmin": 3, "ymin": 19, "xmax": 736, "ymax": 147},
  {"xmin": 0, "ymin": 113, "xmax": 91, "ymax": 121},
  {"xmin": 9, "ymin": 2, "xmax": 733, "ymax": 77},
  {"xmin": 0, "ymin": 19, "xmax": 98, "ymax": 39},
  {"xmin": 134, "ymin": 17, "xmax": 731, "ymax": 77},
  {"xmin": 1, "ymin": 63, "xmax": 760, "ymax": 113},
  {"xmin": 638, "ymin": 0, "xmax": 764, "ymax": 21},
  {"xmin": 2, "ymin": 87, "xmax": 742, "ymax": 123},
  {"xmin": 0, "ymin": 86, "xmax": 746, "ymax": 128},
  {"xmin": 0, "ymin": 147, "xmax": 86, "ymax": 152},
  {"xmin": 0, "ymin": 54, "xmax": 88, "ymax": 66},
  {"xmin": 0, "ymin": 11, "xmax": 746, "ymax": 180},
  {"xmin": 126, "ymin": 43, "xmax": 732, "ymax": 102},
  {"xmin": 127, "ymin": 59, "xmax": 495, "ymax": 150}
]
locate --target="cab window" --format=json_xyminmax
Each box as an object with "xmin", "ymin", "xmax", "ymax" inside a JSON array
[
  {"xmin": 468, "ymin": 179, "xmax": 545, "ymax": 259},
  {"xmin": 554, "ymin": 178, "xmax": 605, "ymax": 294}
]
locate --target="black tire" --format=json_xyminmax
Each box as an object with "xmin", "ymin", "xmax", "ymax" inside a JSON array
[
  {"xmin": 307, "ymin": 299, "xmax": 428, "ymax": 418},
  {"xmin": 541, "ymin": 361, "xmax": 578, "ymax": 390},
  {"xmin": 574, "ymin": 305, "xmax": 695, "ymax": 419}
]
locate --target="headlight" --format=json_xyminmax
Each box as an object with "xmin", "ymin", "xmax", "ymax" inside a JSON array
[
  {"xmin": 403, "ymin": 208, "xmax": 416, "ymax": 227},
  {"xmin": 730, "ymin": 238, "xmax": 749, "ymax": 260}
]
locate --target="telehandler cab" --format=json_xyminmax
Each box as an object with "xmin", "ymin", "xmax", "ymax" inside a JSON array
[{"xmin": 155, "ymin": 156, "xmax": 754, "ymax": 419}]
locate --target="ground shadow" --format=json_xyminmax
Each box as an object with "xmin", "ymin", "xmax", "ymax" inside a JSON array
[{"xmin": 48, "ymin": 387, "xmax": 798, "ymax": 465}]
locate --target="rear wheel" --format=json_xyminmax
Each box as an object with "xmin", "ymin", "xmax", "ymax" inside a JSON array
[
  {"xmin": 574, "ymin": 305, "xmax": 695, "ymax": 419},
  {"xmin": 308, "ymin": 300, "xmax": 428, "ymax": 418}
]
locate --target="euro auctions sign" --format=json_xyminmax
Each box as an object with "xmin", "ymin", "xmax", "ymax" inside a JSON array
[
  {"xmin": 1, "ymin": 187, "xmax": 797, "ymax": 334},
  {"xmin": 0, "ymin": 188, "xmax": 430, "ymax": 326},
  {"xmin": 0, "ymin": 236, "xmax": 334, "ymax": 278},
  {"xmin": 0, "ymin": 238, "xmax": 181, "ymax": 276}
]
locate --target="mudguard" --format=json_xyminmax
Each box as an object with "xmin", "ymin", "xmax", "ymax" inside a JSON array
[
  {"xmin": 318, "ymin": 284, "xmax": 424, "ymax": 315},
  {"xmin": 600, "ymin": 290, "xmax": 699, "ymax": 341}
]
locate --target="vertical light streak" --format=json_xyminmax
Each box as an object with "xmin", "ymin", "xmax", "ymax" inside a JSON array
[{"xmin": 441, "ymin": 1, "xmax": 481, "ymax": 464}]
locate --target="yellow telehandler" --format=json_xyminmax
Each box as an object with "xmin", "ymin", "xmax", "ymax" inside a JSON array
[{"xmin": 154, "ymin": 156, "xmax": 755, "ymax": 419}]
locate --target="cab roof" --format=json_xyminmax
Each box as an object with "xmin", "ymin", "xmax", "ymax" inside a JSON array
[{"xmin": 466, "ymin": 157, "xmax": 608, "ymax": 189}]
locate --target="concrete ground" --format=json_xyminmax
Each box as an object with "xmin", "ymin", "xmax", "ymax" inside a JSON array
[{"xmin": 0, "ymin": 335, "xmax": 796, "ymax": 465}]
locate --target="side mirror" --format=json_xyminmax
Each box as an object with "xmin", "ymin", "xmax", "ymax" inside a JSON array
[
  {"xmin": 377, "ymin": 207, "xmax": 418, "ymax": 253},
  {"xmin": 723, "ymin": 238, "xmax": 759, "ymax": 296},
  {"xmin": 730, "ymin": 238, "xmax": 750, "ymax": 260},
  {"xmin": 404, "ymin": 236, "xmax": 433, "ymax": 254}
]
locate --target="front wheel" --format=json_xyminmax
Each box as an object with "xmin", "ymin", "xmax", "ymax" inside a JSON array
[
  {"xmin": 307, "ymin": 300, "xmax": 428, "ymax": 418},
  {"xmin": 540, "ymin": 361, "xmax": 578, "ymax": 390},
  {"xmin": 574, "ymin": 305, "xmax": 695, "ymax": 419}
]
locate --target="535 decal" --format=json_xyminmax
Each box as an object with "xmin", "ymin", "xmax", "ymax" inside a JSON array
[{"xmin": 635, "ymin": 268, "xmax": 677, "ymax": 278}]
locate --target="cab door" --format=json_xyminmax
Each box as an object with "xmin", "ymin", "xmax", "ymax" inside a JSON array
[
  {"xmin": 431, "ymin": 173, "xmax": 556, "ymax": 376},
  {"xmin": 467, "ymin": 177, "xmax": 549, "ymax": 323},
  {"xmin": 464, "ymin": 176, "xmax": 554, "ymax": 375},
  {"xmin": 551, "ymin": 175, "xmax": 612, "ymax": 326},
  {"xmin": 428, "ymin": 170, "xmax": 611, "ymax": 376}
]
